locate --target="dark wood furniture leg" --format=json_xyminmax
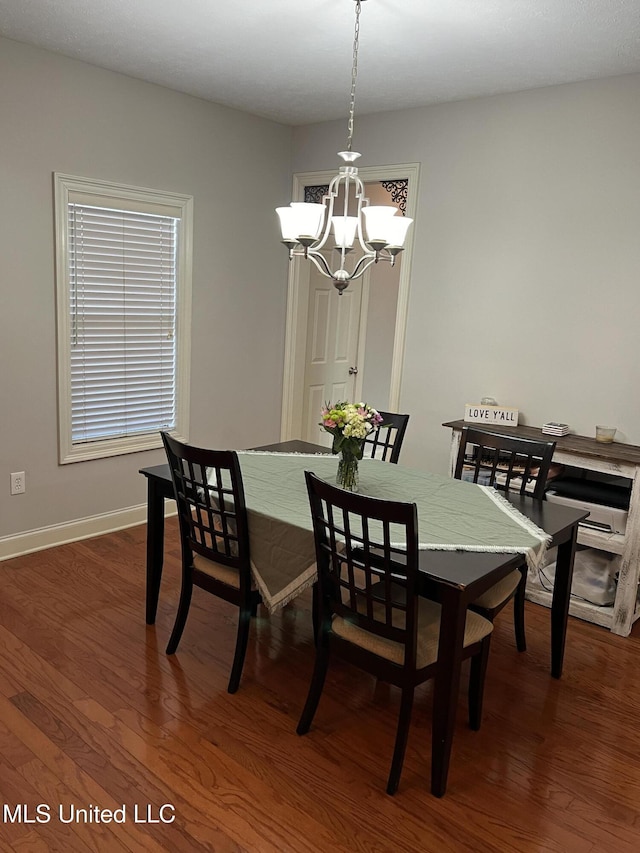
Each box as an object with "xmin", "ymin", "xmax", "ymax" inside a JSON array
[
  {"xmin": 145, "ymin": 476, "xmax": 166, "ymax": 625},
  {"xmin": 550, "ymin": 524, "xmax": 578, "ymax": 678},
  {"xmin": 430, "ymin": 586, "xmax": 468, "ymax": 797}
]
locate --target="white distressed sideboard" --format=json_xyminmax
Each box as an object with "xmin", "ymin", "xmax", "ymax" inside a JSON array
[{"xmin": 443, "ymin": 419, "xmax": 640, "ymax": 636}]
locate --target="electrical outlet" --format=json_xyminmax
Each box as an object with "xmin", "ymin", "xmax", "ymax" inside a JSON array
[{"xmin": 10, "ymin": 471, "xmax": 26, "ymax": 495}]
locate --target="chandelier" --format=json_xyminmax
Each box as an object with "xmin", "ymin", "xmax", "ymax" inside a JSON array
[{"xmin": 276, "ymin": 0, "xmax": 413, "ymax": 294}]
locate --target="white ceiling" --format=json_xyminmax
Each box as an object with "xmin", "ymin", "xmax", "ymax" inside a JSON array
[{"xmin": 2, "ymin": 0, "xmax": 640, "ymax": 126}]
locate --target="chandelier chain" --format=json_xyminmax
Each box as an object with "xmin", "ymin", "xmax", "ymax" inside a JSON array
[{"xmin": 346, "ymin": 0, "xmax": 362, "ymax": 152}]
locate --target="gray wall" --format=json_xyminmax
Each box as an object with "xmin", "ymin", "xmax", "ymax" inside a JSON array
[
  {"xmin": 3, "ymin": 33, "xmax": 640, "ymax": 543},
  {"xmin": 0, "ymin": 37, "xmax": 292, "ymax": 538},
  {"xmin": 293, "ymin": 73, "xmax": 640, "ymax": 473}
]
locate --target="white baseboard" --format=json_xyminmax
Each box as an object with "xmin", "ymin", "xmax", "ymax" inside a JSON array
[{"xmin": 0, "ymin": 503, "xmax": 176, "ymax": 561}]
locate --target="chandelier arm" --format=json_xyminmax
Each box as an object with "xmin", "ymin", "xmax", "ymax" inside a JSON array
[
  {"xmin": 305, "ymin": 250, "xmax": 335, "ymax": 279},
  {"xmin": 351, "ymin": 178, "xmax": 371, "ymax": 253},
  {"xmin": 305, "ymin": 245, "xmax": 377, "ymax": 285},
  {"xmin": 332, "ymin": 171, "xmax": 353, "ymax": 275},
  {"xmin": 310, "ymin": 223, "xmax": 332, "ymax": 254},
  {"xmin": 355, "ymin": 212, "xmax": 371, "ymax": 254},
  {"xmin": 310, "ymin": 182, "xmax": 339, "ymax": 253},
  {"xmin": 300, "ymin": 243, "xmax": 381, "ymax": 290},
  {"xmin": 349, "ymin": 252, "xmax": 379, "ymax": 281}
]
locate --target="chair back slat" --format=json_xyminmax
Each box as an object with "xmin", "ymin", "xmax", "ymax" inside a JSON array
[
  {"xmin": 306, "ymin": 471, "xmax": 420, "ymax": 658},
  {"xmin": 453, "ymin": 427, "xmax": 556, "ymax": 499},
  {"xmin": 162, "ymin": 432, "xmax": 251, "ymax": 572},
  {"xmin": 363, "ymin": 411, "xmax": 410, "ymax": 464}
]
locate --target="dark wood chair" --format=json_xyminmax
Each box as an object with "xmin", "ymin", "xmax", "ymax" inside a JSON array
[
  {"xmin": 363, "ymin": 411, "xmax": 410, "ymax": 463},
  {"xmin": 161, "ymin": 432, "xmax": 261, "ymax": 693},
  {"xmin": 453, "ymin": 427, "xmax": 556, "ymax": 651},
  {"xmin": 298, "ymin": 471, "xmax": 494, "ymax": 795}
]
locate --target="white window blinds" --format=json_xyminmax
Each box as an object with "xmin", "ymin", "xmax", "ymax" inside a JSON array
[{"xmin": 68, "ymin": 204, "xmax": 178, "ymax": 443}]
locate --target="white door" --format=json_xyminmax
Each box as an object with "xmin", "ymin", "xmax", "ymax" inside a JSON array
[{"xmin": 301, "ymin": 263, "xmax": 364, "ymax": 446}]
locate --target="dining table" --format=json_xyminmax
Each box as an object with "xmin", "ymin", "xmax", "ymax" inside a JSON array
[{"xmin": 139, "ymin": 439, "xmax": 588, "ymax": 796}]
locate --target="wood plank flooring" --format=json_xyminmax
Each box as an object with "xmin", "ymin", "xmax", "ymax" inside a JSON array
[{"xmin": 1, "ymin": 520, "xmax": 639, "ymax": 852}]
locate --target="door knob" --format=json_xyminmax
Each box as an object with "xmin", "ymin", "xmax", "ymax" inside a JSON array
[{"xmin": 349, "ymin": 366, "xmax": 358, "ymax": 375}]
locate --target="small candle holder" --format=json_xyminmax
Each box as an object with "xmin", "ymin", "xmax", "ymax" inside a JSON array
[{"xmin": 595, "ymin": 426, "xmax": 616, "ymax": 444}]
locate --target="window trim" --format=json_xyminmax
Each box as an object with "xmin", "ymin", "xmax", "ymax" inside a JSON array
[{"xmin": 54, "ymin": 173, "xmax": 193, "ymax": 463}]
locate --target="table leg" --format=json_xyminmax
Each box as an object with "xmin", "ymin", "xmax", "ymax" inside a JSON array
[
  {"xmin": 145, "ymin": 478, "xmax": 166, "ymax": 625},
  {"xmin": 431, "ymin": 587, "xmax": 467, "ymax": 797},
  {"xmin": 550, "ymin": 523, "xmax": 578, "ymax": 678}
]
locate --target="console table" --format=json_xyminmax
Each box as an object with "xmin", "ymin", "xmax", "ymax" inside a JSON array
[{"xmin": 443, "ymin": 420, "xmax": 640, "ymax": 636}]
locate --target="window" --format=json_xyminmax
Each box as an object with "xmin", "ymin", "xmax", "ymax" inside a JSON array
[{"xmin": 54, "ymin": 174, "xmax": 192, "ymax": 463}]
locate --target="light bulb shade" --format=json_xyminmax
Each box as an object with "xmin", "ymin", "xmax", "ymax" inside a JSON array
[
  {"xmin": 276, "ymin": 207, "xmax": 300, "ymax": 242},
  {"xmin": 362, "ymin": 206, "xmax": 399, "ymax": 243},
  {"xmin": 289, "ymin": 202, "xmax": 325, "ymax": 240},
  {"xmin": 331, "ymin": 215, "xmax": 358, "ymax": 249},
  {"xmin": 383, "ymin": 216, "xmax": 414, "ymax": 248}
]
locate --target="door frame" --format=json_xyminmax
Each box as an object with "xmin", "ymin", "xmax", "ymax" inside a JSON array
[{"xmin": 280, "ymin": 161, "xmax": 420, "ymax": 440}]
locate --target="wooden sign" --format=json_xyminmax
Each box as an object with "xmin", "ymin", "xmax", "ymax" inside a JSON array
[{"xmin": 464, "ymin": 404, "xmax": 519, "ymax": 426}]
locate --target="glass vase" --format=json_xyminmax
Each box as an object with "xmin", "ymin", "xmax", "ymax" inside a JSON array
[{"xmin": 336, "ymin": 448, "xmax": 359, "ymax": 492}]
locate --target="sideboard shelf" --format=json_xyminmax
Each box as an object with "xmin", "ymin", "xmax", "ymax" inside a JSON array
[{"xmin": 443, "ymin": 419, "xmax": 640, "ymax": 636}]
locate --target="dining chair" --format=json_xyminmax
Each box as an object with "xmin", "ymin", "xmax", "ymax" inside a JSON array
[
  {"xmin": 453, "ymin": 427, "xmax": 556, "ymax": 652},
  {"xmin": 363, "ymin": 411, "xmax": 410, "ymax": 463},
  {"xmin": 298, "ymin": 471, "xmax": 494, "ymax": 795},
  {"xmin": 161, "ymin": 432, "xmax": 261, "ymax": 693}
]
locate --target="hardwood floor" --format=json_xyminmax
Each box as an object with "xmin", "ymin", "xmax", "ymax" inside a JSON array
[{"xmin": 1, "ymin": 520, "xmax": 639, "ymax": 852}]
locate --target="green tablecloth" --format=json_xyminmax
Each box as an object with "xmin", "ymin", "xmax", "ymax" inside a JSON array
[{"xmin": 237, "ymin": 452, "xmax": 550, "ymax": 613}]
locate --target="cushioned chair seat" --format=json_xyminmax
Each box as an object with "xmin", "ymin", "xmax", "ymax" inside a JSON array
[
  {"xmin": 193, "ymin": 553, "xmax": 243, "ymax": 588},
  {"xmin": 332, "ymin": 598, "xmax": 493, "ymax": 668},
  {"xmin": 472, "ymin": 569, "xmax": 521, "ymax": 610}
]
